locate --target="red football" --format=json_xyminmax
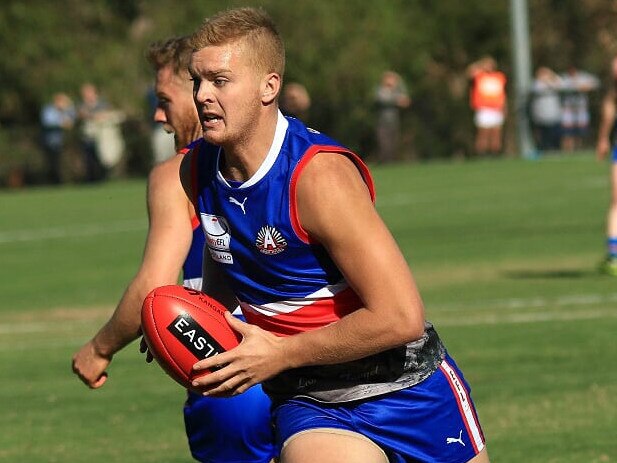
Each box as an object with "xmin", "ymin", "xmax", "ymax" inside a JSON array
[{"xmin": 141, "ymin": 285, "xmax": 241, "ymax": 390}]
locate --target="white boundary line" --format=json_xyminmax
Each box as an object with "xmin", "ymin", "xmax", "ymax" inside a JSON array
[
  {"xmin": 436, "ymin": 307, "xmax": 616, "ymax": 327},
  {"xmin": 435, "ymin": 292, "xmax": 617, "ymax": 312},
  {"xmin": 0, "ymin": 303, "xmax": 614, "ymax": 352},
  {"xmin": 1, "ymin": 301, "xmax": 615, "ymax": 337},
  {"xmin": 0, "ymin": 219, "xmax": 146, "ymax": 244},
  {"xmin": 1, "ymin": 307, "xmax": 615, "ymax": 352}
]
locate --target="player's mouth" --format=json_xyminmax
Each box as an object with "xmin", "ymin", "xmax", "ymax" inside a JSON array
[{"xmin": 202, "ymin": 113, "xmax": 222, "ymax": 129}]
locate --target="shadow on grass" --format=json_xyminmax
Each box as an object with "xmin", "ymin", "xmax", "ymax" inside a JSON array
[{"xmin": 503, "ymin": 269, "xmax": 592, "ymax": 279}]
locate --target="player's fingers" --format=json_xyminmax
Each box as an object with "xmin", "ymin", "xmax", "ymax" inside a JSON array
[
  {"xmin": 139, "ymin": 337, "xmax": 154, "ymax": 363},
  {"xmin": 71, "ymin": 361, "xmax": 90, "ymax": 385},
  {"xmin": 201, "ymin": 373, "xmax": 252, "ymax": 397},
  {"xmin": 74, "ymin": 371, "xmax": 96, "ymax": 388},
  {"xmin": 225, "ymin": 311, "xmax": 247, "ymax": 335},
  {"xmin": 232, "ymin": 377, "xmax": 254, "ymax": 395},
  {"xmin": 90, "ymin": 372, "xmax": 108, "ymax": 389},
  {"xmin": 190, "ymin": 357, "xmax": 242, "ymax": 391},
  {"xmin": 192, "ymin": 350, "xmax": 234, "ymax": 373}
]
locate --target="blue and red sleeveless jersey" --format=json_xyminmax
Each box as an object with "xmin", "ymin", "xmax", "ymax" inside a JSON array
[
  {"xmin": 193, "ymin": 113, "xmax": 444, "ymax": 403},
  {"xmin": 192, "ymin": 112, "xmax": 375, "ymax": 337}
]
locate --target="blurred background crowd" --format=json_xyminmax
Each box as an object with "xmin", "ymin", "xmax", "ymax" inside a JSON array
[{"xmin": 1, "ymin": 0, "xmax": 617, "ymax": 187}]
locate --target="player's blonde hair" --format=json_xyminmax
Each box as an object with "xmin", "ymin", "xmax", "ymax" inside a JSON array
[{"xmin": 190, "ymin": 7, "xmax": 285, "ymax": 78}]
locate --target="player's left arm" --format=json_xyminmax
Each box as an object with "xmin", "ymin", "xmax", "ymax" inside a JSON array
[{"xmin": 192, "ymin": 153, "xmax": 426, "ymax": 395}]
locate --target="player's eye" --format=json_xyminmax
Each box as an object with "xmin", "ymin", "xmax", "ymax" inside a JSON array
[{"xmin": 189, "ymin": 76, "xmax": 201, "ymax": 92}]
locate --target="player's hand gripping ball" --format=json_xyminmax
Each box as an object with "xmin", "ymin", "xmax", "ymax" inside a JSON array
[{"xmin": 141, "ymin": 285, "xmax": 240, "ymax": 390}]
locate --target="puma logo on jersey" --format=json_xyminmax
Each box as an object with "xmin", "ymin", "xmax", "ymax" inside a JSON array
[
  {"xmin": 446, "ymin": 430, "xmax": 465, "ymax": 447},
  {"xmin": 256, "ymin": 225, "xmax": 287, "ymax": 255},
  {"xmin": 228, "ymin": 196, "xmax": 247, "ymax": 214}
]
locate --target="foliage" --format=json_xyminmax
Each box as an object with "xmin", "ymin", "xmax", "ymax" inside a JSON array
[{"xmin": 1, "ymin": 0, "xmax": 617, "ymax": 164}]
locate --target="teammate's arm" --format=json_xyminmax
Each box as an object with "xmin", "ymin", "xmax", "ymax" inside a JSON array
[
  {"xmin": 72, "ymin": 155, "xmax": 193, "ymax": 388},
  {"xmin": 597, "ymin": 90, "xmax": 616, "ymax": 161}
]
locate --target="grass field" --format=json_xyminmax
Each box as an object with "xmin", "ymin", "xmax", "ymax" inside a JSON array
[{"xmin": 1, "ymin": 153, "xmax": 616, "ymax": 462}]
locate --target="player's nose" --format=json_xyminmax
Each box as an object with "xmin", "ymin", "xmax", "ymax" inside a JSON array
[
  {"xmin": 153, "ymin": 106, "xmax": 167, "ymax": 124},
  {"xmin": 193, "ymin": 81, "xmax": 215, "ymax": 105}
]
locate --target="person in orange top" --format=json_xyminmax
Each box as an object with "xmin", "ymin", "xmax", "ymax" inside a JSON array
[{"xmin": 467, "ymin": 56, "xmax": 507, "ymax": 156}]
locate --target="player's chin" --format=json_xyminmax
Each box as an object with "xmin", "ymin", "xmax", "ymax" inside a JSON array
[{"xmin": 201, "ymin": 126, "xmax": 227, "ymax": 144}]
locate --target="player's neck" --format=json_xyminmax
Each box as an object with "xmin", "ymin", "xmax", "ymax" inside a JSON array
[{"xmin": 220, "ymin": 109, "xmax": 278, "ymax": 182}]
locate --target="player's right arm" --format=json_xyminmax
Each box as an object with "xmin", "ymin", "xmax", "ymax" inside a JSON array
[
  {"xmin": 597, "ymin": 90, "xmax": 616, "ymax": 161},
  {"xmin": 72, "ymin": 154, "xmax": 194, "ymax": 388}
]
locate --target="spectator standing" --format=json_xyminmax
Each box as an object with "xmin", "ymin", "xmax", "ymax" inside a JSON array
[
  {"xmin": 40, "ymin": 92, "xmax": 76, "ymax": 184},
  {"xmin": 280, "ymin": 82, "xmax": 311, "ymax": 122},
  {"xmin": 596, "ymin": 56, "xmax": 617, "ymax": 276},
  {"xmin": 467, "ymin": 56, "xmax": 507, "ymax": 157},
  {"xmin": 560, "ymin": 66, "xmax": 600, "ymax": 152},
  {"xmin": 78, "ymin": 83, "xmax": 112, "ymax": 182},
  {"xmin": 530, "ymin": 67, "xmax": 563, "ymax": 152},
  {"xmin": 373, "ymin": 70, "xmax": 411, "ymax": 164}
]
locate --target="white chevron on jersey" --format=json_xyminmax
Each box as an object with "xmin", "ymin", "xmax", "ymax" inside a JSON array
[{"xmin": 239, "ymin": 281, "xmax": 349, "ymax": 317}]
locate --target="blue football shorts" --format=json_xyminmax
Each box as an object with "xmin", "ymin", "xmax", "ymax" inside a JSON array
[
  {"xmin": 273, "ymin": 353, "xmax": 486, "ymax": 463},
  {"xmin": 183, "ymin": 315, "xmax": 276, "ymax": 463},
  {"xmin": 612, "ymin": 146, "xmax": 617, "ymax": 163},
  {"xmin": 184, "ymin": 384, "xmax": 276, "ymax": 463}
]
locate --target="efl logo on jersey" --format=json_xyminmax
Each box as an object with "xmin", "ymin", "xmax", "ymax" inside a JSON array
[
  {"xmin": 256, "ymin": 225, "xmax": 287, "ymax": 255},
  {"xmin": 200, "ymin": 213, "xmax": 233, "ymax": 264}
]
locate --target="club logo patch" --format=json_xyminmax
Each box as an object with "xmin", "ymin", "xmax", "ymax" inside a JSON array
[
  {"xmin": 200, "ymin": 213, "xmax": 233, "ymax": 264},
  {"xmin": 256, "ymin": 225, "xmax": 287, "ymax": 255}
]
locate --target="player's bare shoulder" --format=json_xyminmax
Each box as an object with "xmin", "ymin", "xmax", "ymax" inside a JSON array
[
  {"xmin": 146, "ymin": 152, "xmax": 191, "ymax": 211},
  {"xmin": 297, "ymin": 152, "xmax": 369, "ymax": 198},
  {"xmin": 296, "ymin": 151, "xmax": 373, "ymax": 241}
]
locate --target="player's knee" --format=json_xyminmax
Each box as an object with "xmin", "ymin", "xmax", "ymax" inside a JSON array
[
  {"xmin": 280, "ymin": 429, "xmax": 388, "ymax": 463},
  {"xmin": 467, "ymin": 447, "xmax": 490, "ymax": 463}
]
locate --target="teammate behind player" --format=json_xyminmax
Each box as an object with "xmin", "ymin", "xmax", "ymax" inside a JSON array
[
  {"xmin": 71, "ymin": 36, "xmax": 276, "ymax": 463},
  {"xmin": 182, "ymin": 7, "xmax": 489, "ymax": 463}
]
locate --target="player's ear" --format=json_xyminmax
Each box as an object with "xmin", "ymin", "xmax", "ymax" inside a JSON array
[{"xmin": 261, "ymin": 73, "xmax": 281, "ymax": 105}]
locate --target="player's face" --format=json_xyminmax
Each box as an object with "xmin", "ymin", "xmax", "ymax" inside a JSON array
[
  {"xmin": 189, "ymin": 42, "xmax": 264, "ymax": 149},
  {"xmin": 154, "ymin": 65, "xmax": 201, "ymax": 150}
]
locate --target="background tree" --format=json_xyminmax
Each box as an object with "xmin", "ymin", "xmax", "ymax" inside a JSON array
[{"xmin": 1, "ymin": 0, "xmax": 617, "ymax": 182}]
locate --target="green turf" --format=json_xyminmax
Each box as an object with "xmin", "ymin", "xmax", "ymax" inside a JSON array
[{"xmin": 0, "ymin": 154, "xmax": 615, "ymax": 462}]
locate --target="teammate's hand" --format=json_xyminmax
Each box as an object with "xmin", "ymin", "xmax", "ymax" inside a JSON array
[
  {"xmin": 71, "ymin": 341, "xmax": 110, "ymax": 389},
  {"xmin": 190, "ymin": 312, "xmax": 288, "ymax": 397},
  {"xmin": 139, "ymin": 337, "xmax": 154, "ymax": 363}
]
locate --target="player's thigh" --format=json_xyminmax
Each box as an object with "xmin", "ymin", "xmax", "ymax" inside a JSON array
[
  {"xmin": 467, "ymin": 447, "xmax": 490, "ymax": 463},
  {"xmin": 281, "ymin": 428, "xmax": 388, "ymax": 463}
]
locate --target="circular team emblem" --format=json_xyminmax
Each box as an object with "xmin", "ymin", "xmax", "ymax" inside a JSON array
[{"xmin": 256, "ymin": 225, "xmax": 287, "ymax": 255}]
